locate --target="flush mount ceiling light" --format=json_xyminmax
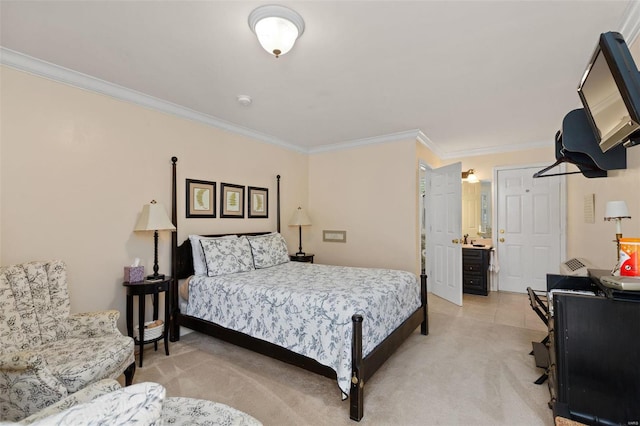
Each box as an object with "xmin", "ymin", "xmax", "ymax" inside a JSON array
[
  {"xmin": 248, "ymin": 5, "xmax": 305, "ymax": 58},
  {"xmin": 462, "ymin": 169, "xmax": 479, "ymax": 183}
]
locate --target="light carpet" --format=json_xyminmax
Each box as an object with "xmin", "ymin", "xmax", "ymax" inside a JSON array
[{"xmin": 132, "ymin": 296, "xmax": 552, "ymax": 426}]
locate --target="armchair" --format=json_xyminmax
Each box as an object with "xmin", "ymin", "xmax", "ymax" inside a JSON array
[{"xmin": 0, "ymin": 260, "xmax": 135, "ymax": 422}]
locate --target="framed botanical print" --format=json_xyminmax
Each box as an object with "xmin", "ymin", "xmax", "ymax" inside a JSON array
[
  {"xmin": 248, "ymin": 186, "xmax": 268, "ymax": 218},
  {"xmin": 186, "ymin": 179, "xmax": 216, "ymax": 218},
  {"xmin": 220, "ymin": 183, "xmax": 245, "ymax": 218}
]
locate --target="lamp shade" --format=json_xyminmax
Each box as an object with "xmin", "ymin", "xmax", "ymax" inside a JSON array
[
  {"xmin": 289, "ymin": 207, "xmax": 311, "ymax": 226},
  {"xmin": 249, "ymin": 5, "xmax": 305, "ymax": 57},
  {"xmin": 134, "ymin": 200, "xmax": 176, "ymax": 232},
  {"xmin": 604, "ymin": 201, "xmax": 631, "ymax": 220}
]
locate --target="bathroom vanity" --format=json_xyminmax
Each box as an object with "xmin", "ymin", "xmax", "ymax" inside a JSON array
[{"xmin": 462, "ymin": 246, "xmax": 491, "ymax": 296}]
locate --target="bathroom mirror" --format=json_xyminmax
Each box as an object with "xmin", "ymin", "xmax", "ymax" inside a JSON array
[{"xmin": 462, "ymin": 181, "xmax": 492, "ymax": 239}]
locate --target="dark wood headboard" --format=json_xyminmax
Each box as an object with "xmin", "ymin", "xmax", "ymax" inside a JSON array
[
  {"xmin": 171, "ymin": 157, "xmax": 280, "ymax": 306},
  {"xmin": 175, "ymin": 232, "xmax": 270, "ymax": 279}
]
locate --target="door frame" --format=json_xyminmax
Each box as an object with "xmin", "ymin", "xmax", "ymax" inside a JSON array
[{"xmin": 492, "ymin": 163, "xmax": 567, "ymax": 291}]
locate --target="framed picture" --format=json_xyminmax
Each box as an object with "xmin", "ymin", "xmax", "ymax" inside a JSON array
[
  {"xmin": 186, "ymin": 179, "xmax": 216, "ymax": 218},
  {"xmin": 248, "ymin": 186, "xmax": 268, "ymax": 218},
  {"xmin": 323, "ymin": 230, "xmax": 347, "ymax": 243},
  {"xmin": 220, "ymin": 183, "xmax": 245, "ymax": 218}
]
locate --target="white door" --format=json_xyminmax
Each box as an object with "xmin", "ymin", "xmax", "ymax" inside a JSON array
[
  {"xmin": 428, "ymin": 162, "xmax": 463, "ymax": 306},
  {"xmin": 496, "ymin": 166, "xmax": 564, "ymax": 293}
]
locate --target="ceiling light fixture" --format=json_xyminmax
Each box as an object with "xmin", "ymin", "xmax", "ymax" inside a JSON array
[
  {"xmin": 248, "ymin": 5, "xmax": 305, "ymax": 58},
  {"xmin": 462, "ymin": 169, "xmax": 479, "ymax": 183}
]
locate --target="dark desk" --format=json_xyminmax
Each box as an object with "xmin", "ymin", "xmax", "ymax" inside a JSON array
[{"xmin": 546, "ymin": 271, "xmax": 640, "ymax": 424}]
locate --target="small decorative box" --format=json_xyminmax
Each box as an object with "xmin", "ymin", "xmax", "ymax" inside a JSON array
[{"xmin": 124, "ymin": 266, "xmax": 145, "ymax": 283}]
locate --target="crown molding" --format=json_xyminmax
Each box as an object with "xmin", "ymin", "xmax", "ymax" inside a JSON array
[
  {"xmin": 0, "ymin": 47, "xmax": 307, "ymax": 154},
  {"xmin": 308, "ymin": 129, "xmax": 427, "ymax": 154},
  {"xmin": 415, "ymin": 130, "xmax": 445, "ymax": 158},
  {"xmin": 439, "ymin": 139, "xmax": 554, "ymax": 160},
  {"xmin": 620, "ymin": 0, "xmax": 640, "ymax": 45}
]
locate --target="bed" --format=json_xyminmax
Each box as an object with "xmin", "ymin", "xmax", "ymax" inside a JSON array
[{"xmin": 168, "ymin": 157, "xmax": 428, "ymax": 421}]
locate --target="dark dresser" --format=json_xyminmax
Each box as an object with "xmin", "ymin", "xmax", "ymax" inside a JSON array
[
  {"xmin": 544, "ymin": 271, "xmax": 640, "ymax": 425},
  {"xmin": 462, "ymin": 247, "xmax": 490, "ymax": 296}
]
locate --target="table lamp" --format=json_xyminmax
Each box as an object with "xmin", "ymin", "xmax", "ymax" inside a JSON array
[
  {"xmin": 134, "ymin": 200, "xmax": 176, "ymax": 280},
  {"xmin": 289, "ymin": 206, "xmax": 311, "ymax": 256},
  {"xmin": 604, "ymin": 200, "xmax": 631, "ymax": 261}
]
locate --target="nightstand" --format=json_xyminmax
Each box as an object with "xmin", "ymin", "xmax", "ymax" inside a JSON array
[
  {"xmin": 123, "ymin": 277, "xmax": 171, "ymax": 367},
  {"xmin": 290, "ymin": 254, "xmax": 314, "ymax": 263}
]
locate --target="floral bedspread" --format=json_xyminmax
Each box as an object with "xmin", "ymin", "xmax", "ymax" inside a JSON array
[{"xmin": 185, "ymin": 262, "xmax": 421, "ymax": 398}]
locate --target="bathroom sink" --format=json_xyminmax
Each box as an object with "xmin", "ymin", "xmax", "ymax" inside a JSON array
[{"xmin": 462, "ymin": 244, "xmax": 492, "ymax": 249}]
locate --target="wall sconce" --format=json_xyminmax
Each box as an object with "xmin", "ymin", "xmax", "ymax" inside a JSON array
[
  {"xmin": 462, "ymin": 169, "xmax": 479, "ymax": 183},
  {"xmin": 604, "ymin": 200, "xmax": 631, "ymax": 261},
  {"xmin": 248, "ymin": 5, "xmax": 305, "ymax": 58}
]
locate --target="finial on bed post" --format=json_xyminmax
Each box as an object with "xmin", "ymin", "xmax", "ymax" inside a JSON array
[{"xmin": 277, "ymin": 175, "xmax": 281, "ymax": 233}]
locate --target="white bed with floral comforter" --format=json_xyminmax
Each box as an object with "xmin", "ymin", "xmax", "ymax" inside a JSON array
[{"xmin": 184, "ymin": 260, "xmax": 421, "ymax": 398}]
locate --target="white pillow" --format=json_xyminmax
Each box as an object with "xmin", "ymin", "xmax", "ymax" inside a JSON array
[
  {"xmin": 200, "ymin": 236, "xmax": 255, "ymax": 277},
  {"xmin": 247, "ymin": 233, "xmax": 290, "ymax": 269},
  {"xmin": 189, "ymin": 235, "xmax": 237, "ymax": 275}
]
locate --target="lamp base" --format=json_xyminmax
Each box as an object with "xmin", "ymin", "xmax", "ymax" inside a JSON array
[
  {"xmin": 295, "ymin": 252, "xmax": 306, "ymax": 256},
  {"xmin": 146, "ymin": 273, "xmax": 165, "ymax": 281}
]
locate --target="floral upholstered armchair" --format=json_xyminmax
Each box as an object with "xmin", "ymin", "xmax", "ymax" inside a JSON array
[{"xmin": 0, "ymin": 260, "xmax": 135, "ymax": 422}]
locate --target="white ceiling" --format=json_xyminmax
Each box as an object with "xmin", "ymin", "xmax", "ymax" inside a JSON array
[{"xmin": 1, "ymin": 1, "xmax": 639, "ymax": 157}]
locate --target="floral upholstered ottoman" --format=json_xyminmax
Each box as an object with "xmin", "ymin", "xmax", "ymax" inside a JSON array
[
  {"xmin": 161, "ymin": 397, "xmax": 261, "ymax": 425},
  {"xmin": 11, "ymin": 380, "xmax": 261, "ymax": 426}
]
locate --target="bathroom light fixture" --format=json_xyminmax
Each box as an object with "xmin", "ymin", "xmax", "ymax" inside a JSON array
[
  {"xmin": 462, "ymin": 169, "xmax": 479, "ymax": 183},
  {"xmin": 248, "ymin": 5, "xmax": 305, "ymax": 58},
  {"xmin": 604, "ymin": 200, "xmax": 631, "ymax": 261}
]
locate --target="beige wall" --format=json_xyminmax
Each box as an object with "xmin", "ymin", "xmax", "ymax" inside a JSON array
[
  {"xmin": 443, "ymin": 38, "xmax": 640, "ymax": 271},
  {"xmin": 0, "ymin": 66, "xmax": 308, "ymax": 332},
  {"xmin": 566, "ymin": 150, "xmax": 640, "ymax": 269},
  {"xmin": 416, "ymin": 141, "xmax": 442, "ymax": 169},
  {"xmin": 446, "ymin": 143, "xmax": 640, "ymax": 270},
  {"xmin": 308, "ymin": 139, "xmax": 419, "ymax": 273},
  {"xmin": 445, "ymin": 146, "xmax": 555, "ymax": 182},
  {"xmin": 2, "ymin": 33, "xmax": 640, "ymax": 329}
]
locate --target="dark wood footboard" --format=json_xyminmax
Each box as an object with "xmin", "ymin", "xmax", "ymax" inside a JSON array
[
  {"xmin": 171, "ymin": 268, "xmax": 428, "ymax": 422},
  {"xmin": 349, "ymin": 272, "xmax": 428, "ymax": 421}
]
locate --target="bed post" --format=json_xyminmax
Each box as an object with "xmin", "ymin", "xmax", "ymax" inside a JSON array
[
  {"xmin": 170, "ymin": 156, "xmax": 180, "ymax": 342},
  {"xmin": 276, "ymin": 174, "xmax": 281, "ymax": 233},
  {"xmin": 350, "ymin": 314, "xmax": 364, "ymax": 421},
  {"xmin": 420, "ymin": 271, "xmax": 429, "ymax": 335}
]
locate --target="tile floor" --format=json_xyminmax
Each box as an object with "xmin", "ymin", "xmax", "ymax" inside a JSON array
[{"xmin": 429, "ymin": 290, "xmax": 548, "ymax": 332}]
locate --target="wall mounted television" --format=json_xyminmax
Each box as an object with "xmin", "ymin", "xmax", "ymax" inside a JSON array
[{"xmin": 577, "ymin": 31, "xmax": 640, "ymax": 152}]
